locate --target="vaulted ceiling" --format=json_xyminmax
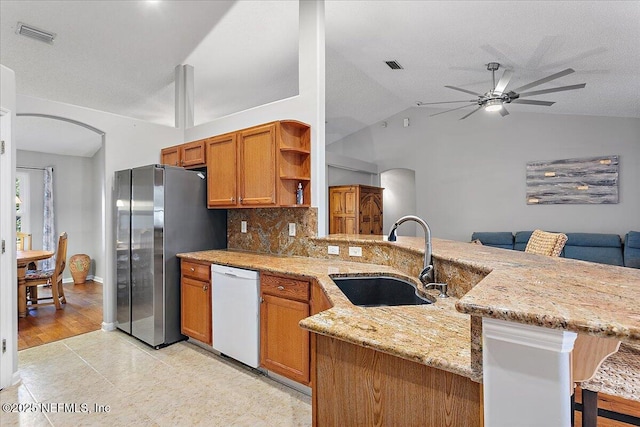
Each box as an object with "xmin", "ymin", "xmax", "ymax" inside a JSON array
[{"xmin": 2, "ymin": 1, "xmax": 639, "ymax": 156}]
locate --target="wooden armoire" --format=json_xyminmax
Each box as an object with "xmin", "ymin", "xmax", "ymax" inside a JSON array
[{"xmin": 329, "ymin": 185, "xmax": 383, "ymax": 235}]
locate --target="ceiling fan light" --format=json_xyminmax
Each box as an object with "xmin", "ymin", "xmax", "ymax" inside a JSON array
[{"xmin": 485, "ymin": 99, "xmax": 503, "ymax": 112}]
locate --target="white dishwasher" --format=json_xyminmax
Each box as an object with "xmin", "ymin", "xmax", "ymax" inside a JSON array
[{"xmin": 211, "ymin": 264, "xmax": 260, "ymax": 368}]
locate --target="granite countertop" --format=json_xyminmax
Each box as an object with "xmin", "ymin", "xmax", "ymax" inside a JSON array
[
  {"xmin": 315, "ymin": 235, "xmax": 640, "ymax": 343},
  {"xmin": 177, "ymin": 249, "xmax": 476, "ymax": 380},
  {"xmin": 179, "ymin": 235, "xmax": 640, "ymax": 383}
]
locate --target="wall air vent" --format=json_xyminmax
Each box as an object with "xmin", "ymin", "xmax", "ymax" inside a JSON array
[
  {"xmin": 385, "ymin": 60, "xmax": 404, "ymax": 70},
  {"xmin": 16, "ymin": 22, "xmax": 56, "ymax": 44}
]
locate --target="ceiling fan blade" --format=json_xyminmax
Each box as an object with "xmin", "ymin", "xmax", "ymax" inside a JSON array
[
  {"xmin": 494, "ymin": 69, "xmax": 513, "ymax": 94},
  {"xmin": 519, "ymin": 83, "xmax": 586, "ymax": 98},
  {"xmin": 459, "ymin": 106, "xmax": 483, "ymax": 120},
  {"xmin": 511, "ymin": 68, "xmax": 575, "ymax": 93},
  {"xmin": 511, "ymin": 99, "xmax": 556, "ymax": 106},
  {"xmin": 499, "ymin": 106, "xmax": 509, "ymax": 117},
  {"xmin": 444, "ymin": 85, "xmax": 482, "ymax": 96},
  {"xmin": 429, "ymin": 103, "xmax": 476, "ymax": 117},
  {"xmin": 417, "ymin": 100, "xmax": 477, "ymax": 106}
]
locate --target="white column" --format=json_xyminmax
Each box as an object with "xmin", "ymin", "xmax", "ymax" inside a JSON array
[
  {"xmin": 299, "ymin": 0, "xmax": 326, "ymax": 235},
  {"xmin": 175, "ymin": 64, "xmax": 194, "ymax": 129},
  {"xmin": 483, "ymin": 318, "xmax": 577, "ymax": 427}
]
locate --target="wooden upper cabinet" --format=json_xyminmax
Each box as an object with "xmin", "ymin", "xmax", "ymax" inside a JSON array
[
  {"xmin": 277, "ymin": 121, "xmax": 311, "ymax": 206},
  {"xmin": 329, "ymin": 185, "xmax": 383, "ymax": 235},
  {"xmin": 161, "ymin": 139, "xmax": 207, "ymax": 169},
  {"xmin": 160, "ymin": 145, "xmax": 180, "ymax": 167},
  {"xmin": 207, "ymin": 133, "xmax": 238, "ymax": 208},
  {"xmin": 205, "ymin": 120, "xmax": 311, "ymax": 209},
  {"xmin": 181, "ymin": 139, "xmax": 206, "ymax": 168},
  {"xmin": 238, "ymin": 124, "xmax": 277, "ymax": 206}
]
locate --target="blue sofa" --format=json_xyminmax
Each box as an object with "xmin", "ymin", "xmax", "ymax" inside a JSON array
[
  {"xmin": 471, "ymin": 230, "xmax": 640, "ymax": 268},
  {"xmin": 625, "ymin": 231, "xmax": 640, "ymax": 268}
]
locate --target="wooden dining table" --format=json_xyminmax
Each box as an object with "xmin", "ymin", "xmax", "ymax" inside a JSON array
[{"xmin": 17, "ymin": 250, "xmax": 54, "ymax": 318}]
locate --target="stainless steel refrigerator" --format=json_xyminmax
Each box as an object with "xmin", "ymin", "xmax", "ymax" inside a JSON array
[{"xmin": 114, "ymin": 164, "xmax": 226, "ymax": 348}]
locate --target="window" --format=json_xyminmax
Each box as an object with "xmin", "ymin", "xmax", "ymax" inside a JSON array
[{"xmin": 16, "ymin": 172, "xmax": 29, "ymax": 233}]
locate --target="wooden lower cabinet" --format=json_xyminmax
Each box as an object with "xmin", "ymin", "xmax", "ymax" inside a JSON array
[
  {"xmin": 313, "ymin": 335, "xmax": 483, "ymax": 426},
  {"xmin": 180, "ymin": 260, "xmax": 212, "ymax": 345},
  {"xmin": 260, "ymin": 273, "xmax": 311, "ymax": 385}
]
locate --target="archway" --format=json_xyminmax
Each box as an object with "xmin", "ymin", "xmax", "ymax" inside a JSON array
[
  {"xmin": 14, "ymin": 113, "xmax": 106, "ymax": 349},
  {"xmin": 380, "ymin": 168, "xmax": 417, "ymax": 236}
]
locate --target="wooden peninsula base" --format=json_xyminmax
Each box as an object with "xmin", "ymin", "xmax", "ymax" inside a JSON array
[{"xmin": 313, "ymin": 334, "xmax": 483, "ymax": 426}]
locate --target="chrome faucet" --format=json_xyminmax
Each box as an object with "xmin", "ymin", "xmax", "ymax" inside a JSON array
[
  {"xmin": 388, "ymin": 215, "xmax": 434, "ymax": 286},
  {"xmin": 424, "ymin": 282, "xmax": 448, "ymax": 298}
]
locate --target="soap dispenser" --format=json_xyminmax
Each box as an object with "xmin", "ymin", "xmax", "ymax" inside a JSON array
[{"xmin": 296, "ymin": 183, "xmax": 304, "ymax": 205}]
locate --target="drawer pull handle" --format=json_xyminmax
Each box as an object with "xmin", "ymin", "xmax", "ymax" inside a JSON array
[
  {"xmin": 190, "ymin": 267, "xmax": 195, "ymax": 272},
  {"xmin": 277, "ymin": 286, "xmax": 285, "ymax": 291}
]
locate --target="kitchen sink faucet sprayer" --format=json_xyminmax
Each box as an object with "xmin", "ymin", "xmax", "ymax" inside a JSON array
[{"xmin": 388, "ymin": 215, "xmax": 434, "ymax": 286}]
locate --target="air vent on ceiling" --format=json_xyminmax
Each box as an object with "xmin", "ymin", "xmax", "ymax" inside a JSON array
[
  {"xmin": 16, "ymin": 22, "xmax": 56, "ymax": 44},
  {"xmin": 385, "ymin": 60, "xmax": 404, "ymax": 70}
]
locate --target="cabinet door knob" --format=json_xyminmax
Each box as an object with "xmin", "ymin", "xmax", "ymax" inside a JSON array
[
  {"xmin": 190, "ymin": 267, "xmax": 195, "ymax": 272},
  {"xmin": 239, "ymin": 197, "xmax": 243, "ymax": 203},
  {"xmin": 203, "ymin": 285, "xmax": 208, "ymax": 291},
  {"xmin": 230, "ymin": 197, "xmax": 235, "ymax": 202},
  {"xmin": 277, "ymin": 285, "xmax": 285, "ymax": 291}
]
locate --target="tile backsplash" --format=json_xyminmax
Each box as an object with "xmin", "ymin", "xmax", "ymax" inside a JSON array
[{"xmin": 227, "ymin": 207, "xmax": 318, "ymax": 256}]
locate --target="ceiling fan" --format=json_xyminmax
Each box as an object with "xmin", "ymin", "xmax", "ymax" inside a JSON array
[{"xmin": 418, "ymin": 62, "xmax": 586, "ymax": 120}]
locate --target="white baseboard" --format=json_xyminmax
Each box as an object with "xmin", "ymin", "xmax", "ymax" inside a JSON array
[
  {"xmin": 63, "ymin": 275, "xmax": 103, "ymax": 284},
  {"xmin": 11, "ymin": 371, "xmax": 21, "ymax": 387},
  {"xmin": 101, "ymin": 322, "xmax": 117, "ymax": 331}
]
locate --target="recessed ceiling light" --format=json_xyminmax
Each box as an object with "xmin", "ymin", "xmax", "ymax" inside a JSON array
[{"xmin": 16, "ymin": 22, "xmax": 56, "ymax": 44}]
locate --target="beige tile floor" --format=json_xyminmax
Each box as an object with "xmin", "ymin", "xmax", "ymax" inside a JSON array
[{"xmin": 0, "ymin": 330, "xmax": 311, "ymax": 426}]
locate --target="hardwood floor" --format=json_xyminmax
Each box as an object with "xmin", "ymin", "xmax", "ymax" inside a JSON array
[{"xmin": 18, "ymin": 280, "xmax": 103, "ymax": 351}]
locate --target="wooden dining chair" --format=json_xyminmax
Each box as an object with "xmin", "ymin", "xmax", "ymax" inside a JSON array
[
  {"xmin": 16, "ymin": 232, "xmax": 32, "ymax": 250},
  {"xmin": 17, "ymin": 232, "xmax": 38, "ymax": 269},
  {"xmin": 24, "ymin": 232, "xmax": 68, "ymax": 310}
]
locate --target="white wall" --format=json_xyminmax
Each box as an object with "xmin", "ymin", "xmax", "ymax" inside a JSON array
[
  {"xmin": 17, "ymin": 150, "xmax": 101, "ymax": 282},
  {"xmin": 328, "ymin": 166, "xmax": 377, "ymax": 187},
  {"xmin": 185, "ymin": 0, "xmax": 326, "ymax": 234},
  {"xmin": 1, "ymin": 65, "xmax": 18, "ymax": 388},
  {"xmin": 380, "ymin": 168, "xmax": 417, "ymax": 236},
  {"xmin": 328, "ymin": 109, "xmax": 640, "ymax": 241}
]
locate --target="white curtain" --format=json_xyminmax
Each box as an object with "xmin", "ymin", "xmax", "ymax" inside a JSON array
[{"xmin": 42, "ymin": 167, "xmax": 55, "ymax": 270}]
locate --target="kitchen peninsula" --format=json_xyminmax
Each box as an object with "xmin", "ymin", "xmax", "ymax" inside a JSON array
[{"xmin": 179, "ymin": 234, "xmax": 640, "ymax": 426}]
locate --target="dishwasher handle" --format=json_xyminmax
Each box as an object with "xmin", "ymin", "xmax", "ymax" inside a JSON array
[{"xmin": 211, "ymin": 264, "xmax": 259, "ymax": 281}]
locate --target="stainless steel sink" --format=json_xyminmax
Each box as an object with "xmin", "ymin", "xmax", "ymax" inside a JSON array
[{"xmin": 331, "ymin": 276, "xmax": 433, "ymax": 307}]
